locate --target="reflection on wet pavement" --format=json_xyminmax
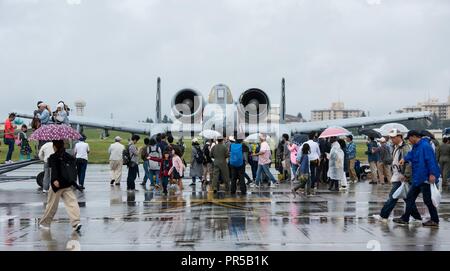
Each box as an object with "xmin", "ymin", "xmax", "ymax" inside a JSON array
[{"xmin": 0, "ymin": 164, "xmax": 450, "ymax": 250}]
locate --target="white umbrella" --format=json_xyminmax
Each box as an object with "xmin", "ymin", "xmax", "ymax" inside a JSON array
[
  {"xmin": 244, "ymin": 133, "xmax": 271, "ymax": 143},
  {"xmin": 199, "ymin": 130, "xmax": 221, "ymax": 139},
  {"xmin": 379, "ymin": 123, "xmax": 409, "ymax": 136}
]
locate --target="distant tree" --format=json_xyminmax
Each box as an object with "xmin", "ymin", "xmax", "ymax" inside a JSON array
[
  {"xmin": 162, "ymin": 115, "xmax": 169, "ymax": 123},
  {"xmin": 361, "ymin": 111, "xmax": 366, "ymax": 117},
  {"xmin": 168, "ymin": 118, "xmax": 173, "ymax": 124},
  {"xmin": 297, "ymin": 112, "xmax": 303, "ymax": 119},
  {"xmin": 144, "ymin": 117, "xmax": 154, "ymax": 123}
]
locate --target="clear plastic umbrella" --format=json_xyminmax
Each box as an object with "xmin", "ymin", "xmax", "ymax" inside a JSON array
[
  {"xmin": 378, "ymin": 123, "xmax": 408, "ymax": 136},
  {"xmin": 199, "ymin": 129, "xmax": 222, "ymax": 139}
]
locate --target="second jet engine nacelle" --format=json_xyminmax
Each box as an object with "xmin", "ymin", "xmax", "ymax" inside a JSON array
[{"xmin": 238, "ymin": 88, "xmax": 270, "ymax": 123}]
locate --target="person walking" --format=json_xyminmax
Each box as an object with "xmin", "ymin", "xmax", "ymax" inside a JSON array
[
  {"xmin": 73, "ymin": 135, "xmax": 89, "ymax": 190},
  {"xmin": 38, "ymin": 140, "xmax": 82, "ymax": 232},
  {"xmin": 17, "ymin": 124, "xmax": 32, "ymax": 161},
  {"xmin": 292, "ymin": 144, "xmax": 311, "ymax": 196},
  {"xmin": 303, "ymin": 132, "xmax": 321, "ymax": 189},
  {"xmin": 149, "ymin": 150, "xmax": 172, "ymax": 195},
  {"xmin": 229, "ymin": 139, "xmax": 247, "ymax": 195},
  {"xmin": 139, "ymin": 138, "xmax": 151, "ymax": 187},
  {"xmin": 145, "ymin": 138, "xmax": 162, "ymax": 188},
  {"xmin": 210, "ymin": 138, "xmax": 230, "ymax": 193},
  {"xmin": 202, "ymin": 139, "xmax": 213, "ymax": 188},
  {"xmin": 254, "ymin": 134, "xmax": 279, "ymax": 187},
  {"xmin": 393, "ymin": 130, "xmax": 441, "ymax": 227},
  {"xmin": 126, "ymin": 135, "xmax": 140, "ymax": 191},
  {"xmin": 437, "ymin": 136, "xmax": 450, "ymax": 187},
  {"xmin": 169, "ymin": 146, "xmax": 185, "ymax": 193},
  {"xmin": 372, "ymin": 137, "xmax": 393, "ymax": 185},
  {"xmin": 3, "ymin": 113, "xmax": 17, "ymax": 163},
  {"xmin": 338, "ymin": 139, "xmax": 349, "ymax": 189},
  {"xmin": 248, "ymin": 143, "xmax": 260, "ymax": 183},
  {"xmin": 345, "ymin": 135, "xmax": 358, "ymax": 183},
  {"xmin": 366, "ymin": 137, "xmax": 381, "ymax": 184},
  {"xmin": 288, "ymin": 141, "xmax": 299, "ymax": 181},
  {"xmin": 189, "ymin": 138, "xmax": 204, "ymax": 187},
  {"xmin": 108, "ymin": 136, "xmax": 125, "ymax": 186},
  {"xmin": 38, "ymin": 141, "xmax": 54, "ymax": 193},
  {"xmin": 328, "ymin": 138, "xmax": 345, "ymax": 192},
  {"xmin": 281, "ymin": 134, "xmax": 291, "ymax": 182},
  {"xmin": 375, "ymin": 129, "xmax": 421, "ymax": 222}
]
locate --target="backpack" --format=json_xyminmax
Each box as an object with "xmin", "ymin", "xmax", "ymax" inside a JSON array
[
  {"xmin": 193, "ymin": 146, "xmax": 204, "ymax": 164},
  {"xmin": 59, "ymin": 154, "xmax": 78, "ymax": 184},
  {"xmin": 229, "ymin": 143, "xmax": 244, "ymax": 167},
  {"xmin": 381, "ymin": 145, "xmax": 393, "ymax": 165},
  {"xmin": 123, "ymin": 146, "xmax": 131, "ymax": 166},
  {"xmin": 148, "ymin": 145, "xmax": 161, "ymax": 170}
]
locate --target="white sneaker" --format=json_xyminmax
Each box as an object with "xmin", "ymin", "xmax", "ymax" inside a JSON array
[
  {"xmin": 372, "ymin": 214, "xmax": 388, "ymax": 223},
  {"xmin": 73, "ymin": 224, "xmax": 82, "ymax": 232},
  {"xmin": 39, "ymin": 224, "xmax": 50, "ymax": 230}
]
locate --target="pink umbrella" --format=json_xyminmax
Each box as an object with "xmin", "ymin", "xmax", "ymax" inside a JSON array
[
  {"xmin": 29, "ymin": 124, "xmax": 82, "ymax": 141},
  {"xmin": 319, "ymin": 126, "xmax": 352, "ymax": 138}
]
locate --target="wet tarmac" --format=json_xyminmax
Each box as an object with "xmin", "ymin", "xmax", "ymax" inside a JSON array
[{"xmin": 1, "ymin": 164, "xmax": 450, "ymax": 251}]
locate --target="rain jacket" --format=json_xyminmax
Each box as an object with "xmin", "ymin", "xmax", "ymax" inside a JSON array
[
  {"xmin": 404, "ymin": 138, "xmax": 441, "ymax": 187},
  {"xmin": 346, "ymin": 141, "xmax": 356, "ymax": 160},
  {"xmin": 328, "ymin": 141, "xmax": 345, "ymax": 181}
]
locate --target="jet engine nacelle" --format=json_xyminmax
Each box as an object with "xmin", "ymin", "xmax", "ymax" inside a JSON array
[
  {"xmin": 171, "ymin": 88, "xmax": 205, "ymax": 123},
  {"xmin": 238, "ymin": 88, "xmax": 270, "ymax": 123}
]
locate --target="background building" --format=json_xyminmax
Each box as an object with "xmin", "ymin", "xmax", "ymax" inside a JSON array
[
  {"xmin": 311, "ymin": 102, "xmax": 365, "ymax": 121},
  {"xmin": 396, "ymin": 96, "xmax": 450, "ymax": 120}
]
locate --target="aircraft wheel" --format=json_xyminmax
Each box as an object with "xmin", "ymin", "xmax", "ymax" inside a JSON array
[{"xmin": 36, "ymin": 171, "xmax": 44, "ymax": 187}]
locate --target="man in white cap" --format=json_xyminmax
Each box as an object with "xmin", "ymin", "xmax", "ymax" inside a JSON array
[
  {"xmin": 108, "ymin": 136, "xmax": 125, "ymax": 185},
  {"xmin": 372, "ymin": 137, "xmax": 393, "ymax": 185},
  {"xmin": 374, "ymin": 129, "xmax": 422, "ymax": 222}
]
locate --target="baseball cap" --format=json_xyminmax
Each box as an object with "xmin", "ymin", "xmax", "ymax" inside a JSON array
[
  {"xmin": 114, "ymin": 136, "xmax": 122, "ymax": 141},
  {"xmin": 405, "ymin": 130, "xmax": 422, "ymax": 140},
  {"xmin": 192, "ymin": 137, "xmax": 199, "ymax": 143},
  {"xmin": 388, "ymin": 128, "xmax": 404, "ymax": 138},
  {"xmin": 378, "ymin": 137, "xmax": 386, "ymax": 143}
]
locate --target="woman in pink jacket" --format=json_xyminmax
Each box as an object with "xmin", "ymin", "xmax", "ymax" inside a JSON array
[
  {"xmin": 288, "ymin": 143, "xmax": 299, "ymax": 180},
  {"xmin": 169, "ymin": 146, "xmax": 185, "ymax": 192}
]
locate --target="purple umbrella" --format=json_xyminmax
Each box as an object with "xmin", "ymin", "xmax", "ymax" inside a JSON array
[{"xmin": 29, "ymin": 124, "xmax": 82, "ymax": 141}]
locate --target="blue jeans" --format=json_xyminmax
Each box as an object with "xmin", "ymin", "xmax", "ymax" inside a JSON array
[
  {"xmin": 149, "ymin": 170, "xmax": 160, "ymax": 185},
  {"xmin": 380, "ymin": 182, "xmax": 421, "ymax": 219},
  {"xmin": 127, "ymin": 164, "xmax": 138, "ymax": 190},
  {"xmin": 249, "ymin": 160, "xmax": 258, "ymax": 180},
  {"xmin": 161, "ymin": 176, "xmax": 169, "ymax": 194},
  {"xmin": 255, "ymin": 164, "xmax": 277, "ymax": 185},
  {"xmin": 76, "ymin": 158, "xmax": 88, "ymax": 187},
  {"xmin": 4, "ymin": 138, "xmax": 14, "ymax": 161},
  {"xmin": 142, "ymin": 161, "xmax": 150, "ymax": 184},
  {"xmin": 401, "ymin": 183, "xmax": 439, "ymax": 223},
  {"xmin": 291, "ymin": 164, "xmax": 299, "ymax": 179}
]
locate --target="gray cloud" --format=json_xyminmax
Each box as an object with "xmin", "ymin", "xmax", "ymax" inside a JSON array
[{"xmin": 1, "ymin": 0, "xmax": 449, "ymax": 121}]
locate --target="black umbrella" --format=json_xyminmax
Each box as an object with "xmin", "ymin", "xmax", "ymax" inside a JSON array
[
  {"xmin": 420, "ymin": 130, "xmax": 435, "ymax": 139},
  {"xmin": 292, "ymin": 134, "xmax": 308, "ymax": 145},
  {"xmin": 359, "ymin": 128, "xmax": 382, "ymax": 139}
]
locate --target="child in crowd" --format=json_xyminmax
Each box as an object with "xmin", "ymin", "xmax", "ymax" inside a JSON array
[
  {"xmin": 169, "ymin": 146, "xmax": 185, "ymax": 193},
  {"xmin": 149, "ymin": 150, "xmax": 172, "ymax": 195}
]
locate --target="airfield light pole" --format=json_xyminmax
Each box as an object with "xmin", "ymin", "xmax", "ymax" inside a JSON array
[
  {"xmin": 156, "ymin": 77, "xmax": 161, "ymax": 123},
  {"xmin": 281, "ymin": 78, "xmax": 286, "ymax": 124}
]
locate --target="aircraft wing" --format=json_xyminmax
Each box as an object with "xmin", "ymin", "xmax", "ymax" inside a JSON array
[
  {"xmin": 14, "ymin": 113, "xmax": 172, "ymax": 135},
  {"xmin": 284, "ymin": 111, "xmax": 433, "ymax": 134}
]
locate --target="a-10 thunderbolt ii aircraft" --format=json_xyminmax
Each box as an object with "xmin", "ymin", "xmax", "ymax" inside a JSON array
[{"xmin": 15, "ymin": 77, "xmax": 432, "ymax": 140}]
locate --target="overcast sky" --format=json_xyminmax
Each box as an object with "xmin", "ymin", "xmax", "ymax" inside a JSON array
[{"xmin": 1, "ymin": 0, "xmax": 450, "ymax": 122}]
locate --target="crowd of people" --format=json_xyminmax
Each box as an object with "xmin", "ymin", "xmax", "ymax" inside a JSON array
[{"xmin": 3, "ymin": 104, "xmax": 447, "ymax": 231}]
